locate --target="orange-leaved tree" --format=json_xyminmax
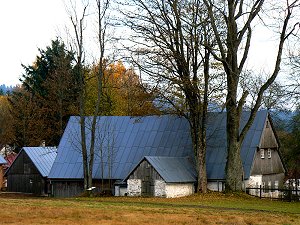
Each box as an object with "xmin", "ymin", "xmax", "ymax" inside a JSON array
[{"xmin": 85, "ymin": 61, "xmax": 159, "ymax": 116}]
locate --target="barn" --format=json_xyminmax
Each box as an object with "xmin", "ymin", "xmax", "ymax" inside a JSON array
[
  {"xmin": 5, "ymin": 147, "xmax": 57, "ymax": 195},
  {"xmin": 48, "ymin": 116, "xmax": 194, "ymax": 197},
  {"xmin": 0, "ymin": 155, "xmax": 7, "ymax": 190},
  {"xmin": 125, "ymin": 156, "xmax": 196, "ymax": 198},
  {"xmin": 48, "ymin": 110, "xmax": 286, "ymax": 197}
]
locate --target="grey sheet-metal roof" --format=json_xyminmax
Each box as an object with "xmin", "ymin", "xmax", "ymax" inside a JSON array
[
  {"xmin": 125, "ymin": 156, "xmax": 197, "ymax": 183},
  {"xmin": 23, "ymin": 147, "xmax": 57, "ymax": 177},
  {"xmin": 206, "ymin": 110, "xmax": 267, "ymax": 180},
  {"xmin": 49, "ymin": 111, "xmax": 268, "ymax": 181},
  {"xmin": 49, "ymin": 116, "xmax": 193, "ymax": 180},
  {"xmin": 0, "ymin": 155, "xmax": 6, "ymax": 164}
]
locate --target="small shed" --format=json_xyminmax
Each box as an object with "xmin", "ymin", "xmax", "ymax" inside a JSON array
[
  {"xmin": 5, "ymin": 147, "xmax": 57, "ymax": 195},
  {"xmin": 125, "ymin": 156, "xmax": 197, "ymax": 198},
  {"xmin": 0, "ymin": 155, "xmax": 7, "ymax": 190}
]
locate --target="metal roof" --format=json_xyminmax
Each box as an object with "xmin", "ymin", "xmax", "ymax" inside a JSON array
[
  {"xmin": 49, "ymin": 116, "xmax": 193, "ymax": 180},
  {"xmin": 0, "ymin": 155, "xmax": 6, "ymax": 164},
  {"xmin": 205, "ymin": 110, "xmax": 267, "ymax": 180},
  {"xmin": 23, "ymin": 147, "xmax": 57, "ymax": 177},
  {"xmin": 49, "ymin": 111, "xmax": 268, "ymax": 181},
  {"xmin": 125, "ymin": 156, "xmax": 197, "ymax": 183}
]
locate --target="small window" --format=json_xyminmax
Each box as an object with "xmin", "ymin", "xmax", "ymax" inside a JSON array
[
  {"xmin": 260, "ymin": 149, "xmax": 265, "ymax": 159},
  {"xmin": 267, "ymin": 149, "xmax": 272, "ymax": 158},
  {"xmin": 268, "ymin": 181, "xmax": 272, "ymax": 192},
  {"xmin": 274, "ymin": 181, "xmax": 279, "ymax": 189}
]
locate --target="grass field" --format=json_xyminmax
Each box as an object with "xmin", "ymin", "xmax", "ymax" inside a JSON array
[{"xmin": 0, "ymin": 192, "xmax": 299, "ymax": 225}]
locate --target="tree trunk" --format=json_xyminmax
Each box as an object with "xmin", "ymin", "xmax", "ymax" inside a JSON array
[
  {"xmin": 197, "ymin": 134, "xmax": 207, "ymax": 193},
  {"xmin": 80, "ymin": 114, "xmax": 88, "ymax": 190},
  {"xmin": 225, "ymin": 106, "xmax": 244, "ymax": 191},
  {"xmin": 190, "ymin": 108, "xmax": 207, "ymax": 193}
]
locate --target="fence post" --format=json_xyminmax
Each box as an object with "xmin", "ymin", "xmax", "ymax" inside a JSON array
[
  {"xmin": 289, "ymin": 185, "xmax": 292, "ymax": 202},
  {"xmin": 260, "ymin": 185, "xmax": 262, "ymax": 199},
  {"xmin": 296, "ymin": 180, "xmax": 298, "ymax": 201}
]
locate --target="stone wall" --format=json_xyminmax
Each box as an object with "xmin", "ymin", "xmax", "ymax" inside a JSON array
[
  {"xmin": 165, "ymin": 183, "xmax": 194, "ymax": 198},
  {"xmin": 154, "ymin": 180, "xmax": 166, "ymax": 197},
  {"xmin": 127, "ymin": 179, "xmax": 142, "ymax": 196}
]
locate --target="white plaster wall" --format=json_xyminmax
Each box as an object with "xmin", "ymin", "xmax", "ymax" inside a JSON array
[
  {"xmin": 165, "ymin": 183, "xmax": 194, "ymax": 198},
  {"xmin": 119, "ymin": 187, "xmax": 127, "ymax": 196},
  {"xmin": 127, "ymin": 179, "xmax": 142, "ymax": 196},
  {"xmin": 246, "ymin": 175, "xmax": 263, "ymax": 187},
  {"xmin": 115, "ymin": 186, "xmax": 128, "ymax": 196},
  {"xmin": 207, "ymin": 182, "xmax": 224, "ymax": 192},
  {"xmin": 154, "ymin": 180, "xmax": 166, "ymax": 197},
  {"xmin": 114, "ymin": 186, "xmax": 120, "ymax": 196},
  {"xmin": 246, "ymin": 175, "xmax": 262, "ymax": 196}
]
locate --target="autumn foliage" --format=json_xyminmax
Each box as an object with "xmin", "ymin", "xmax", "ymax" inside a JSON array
[
  {"xmin": 0, "ymin": 40, "xmax": 159, "ymax": 150},
  {"xmin": 85, "ymin": 61, "xmax": 159, "ymax": 116}
]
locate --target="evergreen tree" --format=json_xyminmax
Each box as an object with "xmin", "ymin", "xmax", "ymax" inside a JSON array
[{"xmin": 10, "ymin": 39, "xmax": 78, "ymax": 147}]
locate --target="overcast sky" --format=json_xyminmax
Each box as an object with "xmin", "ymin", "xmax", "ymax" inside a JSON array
[
  {"xmin": 0, "ymin": 0, "xmax": 68, "ymax": 86},
  {"xmin": 0, "ymin": 1, "xmax": 283, "ymax": 87}
]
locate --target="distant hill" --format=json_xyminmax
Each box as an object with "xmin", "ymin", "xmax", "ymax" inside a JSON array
[{"xmin": 0, "ymin": 84, "xmax": 15, "ymax": 95}]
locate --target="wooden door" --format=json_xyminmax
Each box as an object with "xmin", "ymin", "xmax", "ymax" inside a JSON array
[{"xmin": 141, "ymin": 166, "xmax": 151, "ymax": 196}]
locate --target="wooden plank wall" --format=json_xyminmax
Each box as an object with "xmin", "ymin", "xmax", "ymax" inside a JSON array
[
  {"xmin": 7, "ymin": 151, "xmax": 45, "ymax": 195},
  {"xmin": 51, "ymin": 179, "xmax": 117, "ymax": 197},
  {"xmin": 251, "ymin": 117, "xmax": 285, "ymax": 176}
]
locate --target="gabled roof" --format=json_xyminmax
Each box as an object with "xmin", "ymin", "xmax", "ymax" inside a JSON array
[
  {"xmin": 6, "ymin": 147, "xmax": 57, "ymax": 177},
  {"xmin": 125, "ymin": 156, "xmax": 197, "ymax": 183},
  {"xmin": 49, "ymin": 116, "xmax": 193, "ymax": 180},
  {"xmin": 0, "ymin": 155, "xmax": 6, "ymax": 164},
  {"xmin": 206, "ymin": 110, "xmax": 268, "ymax": 180},
  {"xmin": 23, "ymin": 147, "xmax": 57, "ymax": 177},
  {"xmin": 49, "ymin": 110, "xmax": 269, "ymax": 181}
]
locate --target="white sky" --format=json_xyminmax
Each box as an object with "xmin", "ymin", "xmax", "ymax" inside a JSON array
[
  {"xmin": 0, "ymin": 0, "xmax": 68, "ymax": 86},
  {"xmin": 0, "ymin": 1, "xmax": 286, "ymax": 87}
]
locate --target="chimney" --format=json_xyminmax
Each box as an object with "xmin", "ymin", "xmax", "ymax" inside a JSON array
[{"xmin": 41, "ymin": 140, "xmax": 46, "ymax": 148}]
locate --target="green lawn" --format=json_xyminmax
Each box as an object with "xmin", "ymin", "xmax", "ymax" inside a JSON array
[{"xmin": 0, "ymin": 192, "xmax": 299, "ymax": 224}]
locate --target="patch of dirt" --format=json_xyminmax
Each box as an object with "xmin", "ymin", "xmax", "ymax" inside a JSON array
[{"xmin": 0, "ymin": 192, "xmax": 37, "ymax": 198}]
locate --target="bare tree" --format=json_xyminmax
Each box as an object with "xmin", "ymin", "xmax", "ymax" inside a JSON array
[
  {"xmin": 121, "ymin": 0, "xmax": 226, "ymax": 193},
  {"xmin": 203, "ymin": 0, "xmax": 300, "ymax": 191},
  {"xmin": 240, "ymin": 73, "xmax": 287, "ymax": 110},
  {"xmin": 66, "ymin": 0, "xmax": 90, "ymax": 191},
  {"xmin": 95, "ymin": 118, "xmax": 116, "ymax": 192},
  {"xmin": 285, "ymin": 49, "xmax": 300, "ymax": 104},
  {"xmin": 66, "ymin": 0, "xmax": 111, "ymax": 193}
]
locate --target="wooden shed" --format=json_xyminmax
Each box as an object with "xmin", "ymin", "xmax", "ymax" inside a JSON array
[
  {"xmin": 125, "ymin": 156, "xmax": 196, "ymax": 198},
  {"xmin": 5, "ymin": 147, "xmax": 57, "ymax": 195}
]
